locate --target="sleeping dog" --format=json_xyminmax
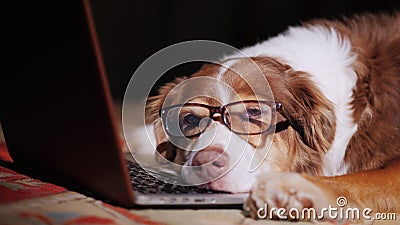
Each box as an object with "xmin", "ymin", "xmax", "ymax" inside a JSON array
[{"xmin": 142, "ymin": 13, "xmax": 400, "ymax": 220}]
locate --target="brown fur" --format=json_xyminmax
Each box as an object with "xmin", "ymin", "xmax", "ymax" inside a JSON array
[{"xmin": 307, "ymin": 13, "xmax": 400, "ymax": 172}]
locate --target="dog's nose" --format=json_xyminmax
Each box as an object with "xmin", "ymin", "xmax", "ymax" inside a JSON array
[{"xmin": 192, "ymin": 147, "xmax": 228, "ymax": 179}]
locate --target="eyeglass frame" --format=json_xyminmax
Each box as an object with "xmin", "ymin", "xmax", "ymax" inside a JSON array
[{"xmin": 159, "ymin": 100, "xmax": 288, "ymax": 137}]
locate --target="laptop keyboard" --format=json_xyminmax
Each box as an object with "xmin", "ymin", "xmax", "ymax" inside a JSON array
[{"xmin": 126, "ymin": 161, "xmax": 228, "ymax": 194}]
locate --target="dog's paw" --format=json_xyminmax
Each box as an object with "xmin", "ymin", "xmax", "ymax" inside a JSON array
[{"xmin": 244, "ymin": 172, "xmax": 333, "ymax": 220}]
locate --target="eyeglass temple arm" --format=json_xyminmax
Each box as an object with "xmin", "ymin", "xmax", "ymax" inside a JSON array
[{"xmin": 276, "ymin": 105, "xmax": 304, "ymax": 136}]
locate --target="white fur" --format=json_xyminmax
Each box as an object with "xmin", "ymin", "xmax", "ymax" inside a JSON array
[
  {"xmin": 216, "ymin": 59, "xmax": 239, "ymax": 105},
  {"xmin": 223, "ymin": 25, "xmax": 358, "ymax": 176}
]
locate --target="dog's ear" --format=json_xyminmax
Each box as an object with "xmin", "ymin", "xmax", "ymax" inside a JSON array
[
  {"xmin": 255, "ymin": 56, "xmax": 335, "ymax": 153},
  {"xmin": 152, "ymin": 119, "xmax": 177, "ymax": 163},
  {"xmin": 145, "ymin": 78, "xmax": 187, "ymax": 164},
  {"xmin": 284, "ymin": 69, "xmax": 336, "ymax": 153}
]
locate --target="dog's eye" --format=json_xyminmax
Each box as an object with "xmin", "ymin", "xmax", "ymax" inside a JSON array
[
  {"xmin": 182, "ymin": 114, "xmax": 201, "ymax": 127},
  {"xmin": 246, "ymin": 108, "xmax": 262, "ymax": 118}
]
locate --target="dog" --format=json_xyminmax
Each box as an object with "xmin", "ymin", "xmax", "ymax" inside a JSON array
[{"xmin": 141, "ymin": 13, "xmax": 400, "ymax": 220}]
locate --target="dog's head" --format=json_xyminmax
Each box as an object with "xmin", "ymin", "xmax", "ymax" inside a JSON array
[{"xmin": 146, "ymin": 57, "xmax": 335, "ymax": 193}]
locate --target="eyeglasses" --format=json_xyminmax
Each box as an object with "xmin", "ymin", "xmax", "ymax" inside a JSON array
[{"xmin": 159, "ymin": 100, "xmax": 283, "ymax": 137}]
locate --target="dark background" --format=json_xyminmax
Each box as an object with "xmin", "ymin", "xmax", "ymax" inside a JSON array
[{"xmin": 90, "ymin": 0, "xmax": 400, "ymax": 100}]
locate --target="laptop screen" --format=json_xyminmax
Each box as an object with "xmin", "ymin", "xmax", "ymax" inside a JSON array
[{"xmin": 1, "ymin": 0, "xmax": 134, "ymax": 207}]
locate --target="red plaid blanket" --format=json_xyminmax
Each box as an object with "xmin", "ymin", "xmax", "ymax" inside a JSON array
[{"xmin": 0, "ymin": 165, "xmax": 163, "ymax": 225}]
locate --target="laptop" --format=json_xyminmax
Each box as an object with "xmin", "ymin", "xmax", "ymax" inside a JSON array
[{"xmin": 0, "ymin": 0, "xmax": 246, "ymax": 208}]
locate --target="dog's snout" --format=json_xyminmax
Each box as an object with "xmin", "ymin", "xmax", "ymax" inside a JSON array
[{"xmin": 192, "ymin": 147, "xmax": 228, "ymax": 178}]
